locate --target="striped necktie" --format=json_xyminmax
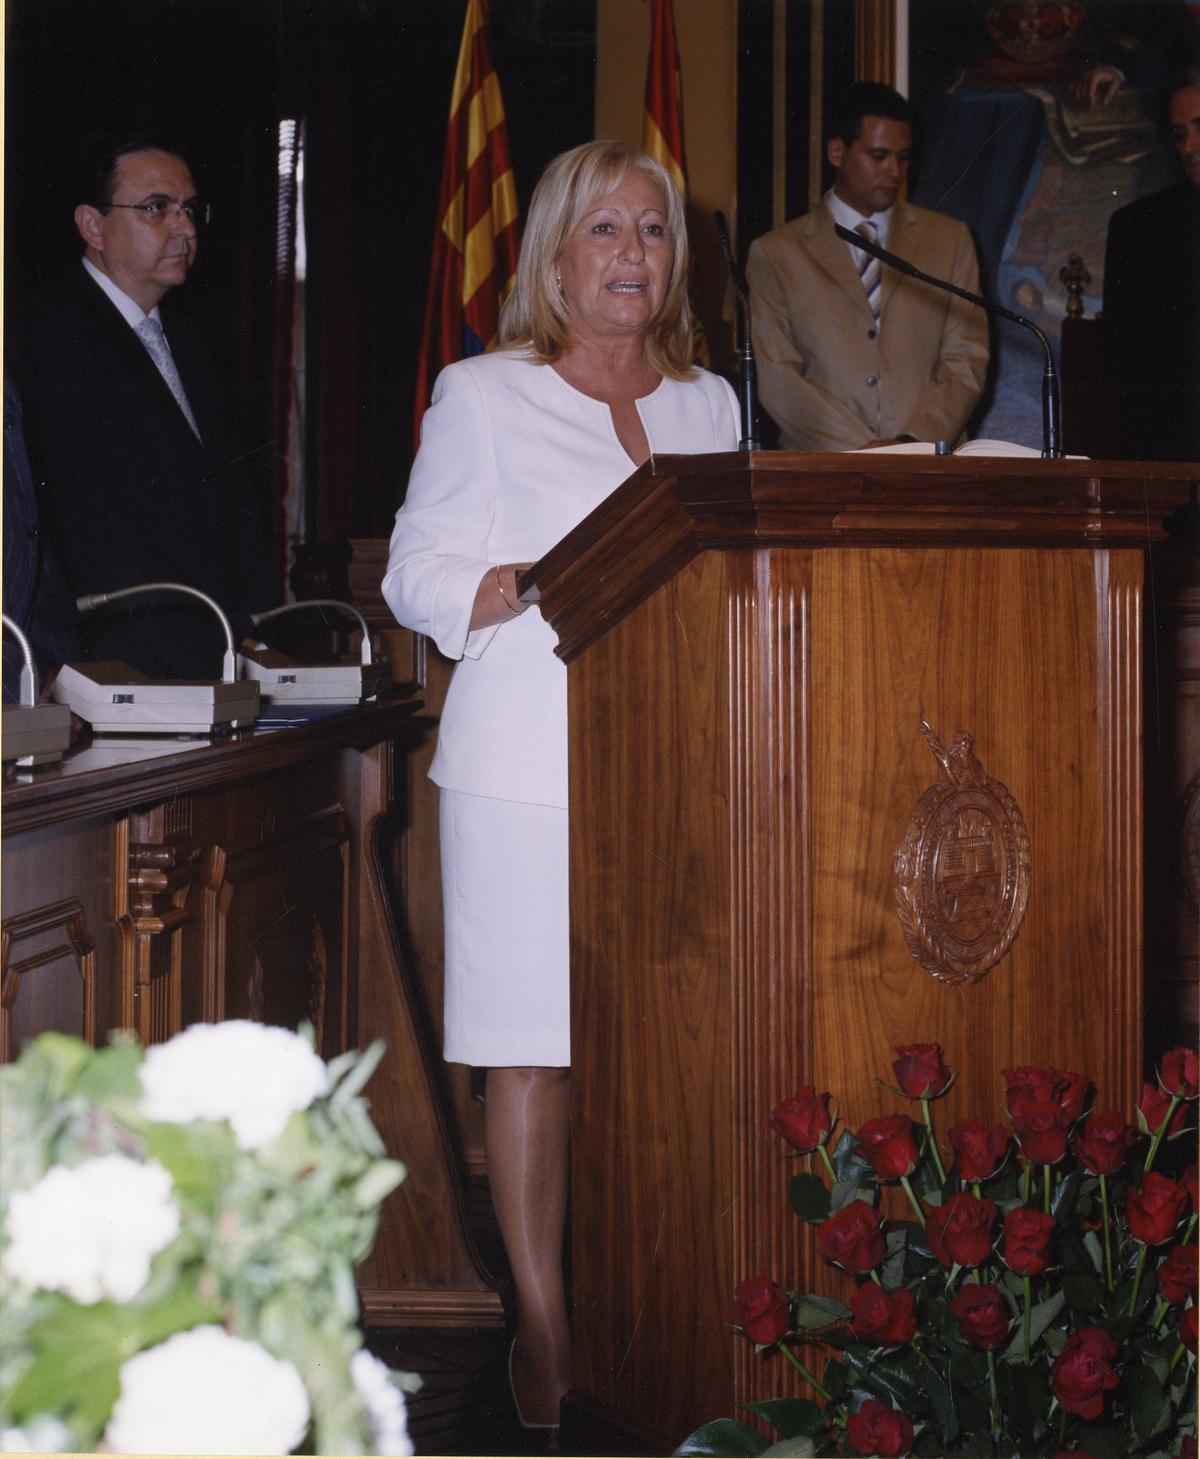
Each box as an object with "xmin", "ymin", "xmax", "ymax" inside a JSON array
[
  {"xmin": 135, "ymin": 316, "xmax": 202, "ymax": 440},
  {"xmin": 855, "ymin": 221, "xmax": 882, "ymax": 325}
]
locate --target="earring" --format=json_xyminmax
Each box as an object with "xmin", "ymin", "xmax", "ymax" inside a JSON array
[{"xmin": 554, "ymin": 270, "xmax": 565, "ymax": 301}]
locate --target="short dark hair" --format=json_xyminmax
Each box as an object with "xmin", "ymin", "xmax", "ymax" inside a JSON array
[
  {"xmin": 826, "ymin": 82, "xmax": 914, "ymax": 146},
  {"xmin": 72, "ymin": 131, "xmax": 188, "ymax": 209}
]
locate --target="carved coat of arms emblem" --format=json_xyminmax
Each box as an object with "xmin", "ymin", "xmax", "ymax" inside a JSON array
[{"xmin": 894, "ymin": 720, "xmax": 1031, "ymax": 986}]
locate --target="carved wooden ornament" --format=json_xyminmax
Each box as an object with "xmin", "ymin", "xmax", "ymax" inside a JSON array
[{"xmin": 894, "ymin": 720, "xmax": 1031, "ymax": 986}]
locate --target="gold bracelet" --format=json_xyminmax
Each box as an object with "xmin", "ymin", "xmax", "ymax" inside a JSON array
[{"xmin": 496, "ymin": 564, "xmax": 524, "ymax": 615}]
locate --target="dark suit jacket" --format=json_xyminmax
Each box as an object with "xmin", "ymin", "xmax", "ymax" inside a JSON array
[
  {"xmin": 1103, "ymin": 181, "xmax": 1200, "ymax": 462},
  {"xmin": 10, "ymin": 266, "xmax": 273, "ymax": 678},
  {"xmin": 3, "ymin": 376, "xmax": 79, "ymax": 700}
]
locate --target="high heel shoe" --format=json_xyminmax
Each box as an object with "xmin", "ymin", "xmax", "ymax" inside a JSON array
[{"xmin": 507, "ymin": 1337, "xmax": 563, "ymax": 1443}]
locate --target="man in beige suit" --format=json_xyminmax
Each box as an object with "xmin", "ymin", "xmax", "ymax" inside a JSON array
[{"xmin": 747, "ymin": 83, "xmax": 989, "ymax": 453}]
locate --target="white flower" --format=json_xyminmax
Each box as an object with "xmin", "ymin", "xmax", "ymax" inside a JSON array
[
  {"xmin": 104, "ymin": 1325, "xmax": 310, "ymax": 1455},
  {"xmin": 139, "ymin": 1020, "xmax": 329, "ymax": 1150},
  {"xmin": 0, "ymin": 1416, "xmax": 72, "ymax": 1452},
  {"xmin": 351, "ymin": 1348, "xmax": 414, "ymax": 1456},
  {"xmin": 2, "ymin": 1154, "xmax": 179, "ymax": 1304}
]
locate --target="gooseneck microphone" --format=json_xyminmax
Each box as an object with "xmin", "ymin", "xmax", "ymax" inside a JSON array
[
  {"xmin": 833, "ymin": 222, "xmax": 1063, "ymax": 459},
  {"xmin": 713, "ymin": 210, "xmax": 760, "ymax": 450}
]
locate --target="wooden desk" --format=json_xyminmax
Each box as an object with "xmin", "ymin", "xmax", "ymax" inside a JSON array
[{"xmin": 1, "ymin": 700, "xmax": 505, "ymax": 1327}]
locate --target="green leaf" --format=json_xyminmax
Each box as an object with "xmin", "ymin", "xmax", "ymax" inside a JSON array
[
  {"xmin": 844, "ymin": 1349, "xmax": 921, "ymax": 1408},
  {"xmin": 141, "ymin": 1119, "xmax": 234, "ymax": 1212},
  {"xmin": 821, "ymin": 1358, "xmax": 847, "ymax": 1401},
  {"xmin": 1063, "ymin": 1270, "xmax": 1104, "ymax": 1315},
  {"xmin": 7, "ymin": 1300, "xmax": 126, "ymax": 1437},
  {"xmin": 760, "ymin": 1437, "xmax": 816, "ymax": 1457},
  {"xmin": 1075, "ymin": 1424, "xmax": 1126, "ymax": 1459},
  {"xmin": 353, "ymin": 1159, "xmax": 406, "ymax": 1209},
  {"xmin": 831, "ymin": 1132, "xmax": 872, "ymax": 1186},
  {"xmin": 999, "ymin": 1361, "xmax": 1050, "ymax": 1428},
  {"xmin": 918, "ymin": 1355, "xmax": 959, "ymax": 1445},
  {"xmin": 1050, "ymin": 1165, "xmax": 1083, "ymax": 1221},
  {"xmin": 789, "ymin": 1172, "xmax": 832, "ymax": 1224},
  {"xmin": 743, "ymin": 1400, "xmax": 826, "ymax": 1440},
  {"xmin": 72, "ymin": 1040, "xmax": 143, "ymax": 1104},
  {"xmin": 329, "ymin": 1039, "xmax": 386, "ymax": 1104},
  {"xmin": 1025, "ymin": 1288, "xmax": 1066, "ymax": 1350},
  {"xmin": 792, "ymin": 1294, "xmax": 852, "ymax": 1330},
  {"xmin": 675, "ymin": 1419, "xmax": 769, "ymax": 1456},
  {"xmin": 1081, "ymin": 1230, "xmax": 1105, "ymax": 1276},
  {"xmin": 1130, "ymin": 1362, "xmax": 1169, "ymax": 1444}
]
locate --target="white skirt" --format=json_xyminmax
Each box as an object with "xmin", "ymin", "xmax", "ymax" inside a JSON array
[{"xmin": 439, "ymin": 788, "xmax": 570, "ymax": 1067}]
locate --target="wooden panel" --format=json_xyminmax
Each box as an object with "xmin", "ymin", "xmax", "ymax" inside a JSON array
[
  {"xmin": 2, "ymin": 817, "xmax": 120, "ymax": 1057},
  {"xmin": 569, "ymin": 552, "xmax": 736, "ymax": 1437}
]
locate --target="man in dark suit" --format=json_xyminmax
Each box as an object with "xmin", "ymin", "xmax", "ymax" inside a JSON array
[
  {"xmin": 1103, "ymin": 70, "xmax": 1200, "ymax": 462},
  {"xmin": 11, "ymin": 133, "xmax": 272, "ymax": 678}
]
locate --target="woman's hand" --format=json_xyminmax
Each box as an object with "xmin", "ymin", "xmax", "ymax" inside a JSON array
[{"xmin": 470, "ymin": 561, "xmax": 535, "ymax": 630}]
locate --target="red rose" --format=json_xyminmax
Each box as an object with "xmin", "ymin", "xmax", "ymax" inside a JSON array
[
  {"xmin": 949, "ymin": 1282, "xmax": 1011, "ymax": 1350},
  {"xmin": 1073, "ymin": 1109, "xmax": 1136, "ymax": 1176},
  {"xmin": 857, "ymin": 1115, "xmax": 921, "ymax": 1180},
  {"xmin": 892, "ymin": 1043, "xmax": 952, "ymax": 1099},
  {"xmin": 949, "ymin": 1120, "xmax": 1009, "ymax": 1181},
  {"xmin": 1159, "ymin": 1047, "xmax": 1200, "ymax": 1099},
  {"xmin": 1182, "ymin": 1162, "xmax": 1198, "ymax": 1211},
  {"xmin": 1181, "ymin": 1303, "xmax": 1198, "ymax": 1353},
  {"xmin": 845, "ymin": 1399, "xmax": 914, "ymax": 1457},
  {"xmin": 1002, "ymin": 1206, "xmax": 1056, "ymax": 1276},
  {"xmin": 726, "ymin": 1276, "xmax": 791, "ymax": 1345},
  {"xmin": 770, "ymin": 1086, "xmax": 833, "ymax": 1153},
  {"xmin": 816, "ymin": 1200, "xmax": 887, "ymax": 1274},
  {"xmin": 1156, "ymin": 1245, "xmax": 1199, "ymax": 1305},
  {"xmin": 1003, "ymin": 1065, "xmax": 1062, "ymax": 1115},
  {"xmin": 1126, "ymin": 1171, "xmax": 1188, "ymax": 1246},
  {"xmin": 1011, "ymin": 1099, "xmax": 1072, "ymax": 1164},
  {"xmin": 849, "ymin": 1283, "xmax": 917, "ymax": 1346},
  {"xmin": 1055, "ymin": 1069, "xmax": 1090, "ymax": 1120},
  {"xmin": 925, "ymin": 1192, "xmax": 997, "ymax": 1269},
  {"xmin": 1138, "ymin": 1082, "xmax": 1190, "ymax": 1138},
  {"xmin": 1180, "ymin": 1437, "xmax": 1197, "ymax": 1459},
  {"xmin": 1050, "ymin": 1326, "xmax": 1120, "ymax": 1419}
]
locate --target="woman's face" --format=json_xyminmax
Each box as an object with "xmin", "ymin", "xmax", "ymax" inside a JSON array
[{"xmin": 555, "ymin": 171, "xmax": 672, "ymax": 347}]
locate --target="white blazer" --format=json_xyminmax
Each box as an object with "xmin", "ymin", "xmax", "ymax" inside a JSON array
[{"xmin": 382, "ymin": 349, "xmax": 740, "ymax": 807}]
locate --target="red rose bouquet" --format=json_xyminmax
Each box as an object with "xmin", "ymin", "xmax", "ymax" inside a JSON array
[{"xmin": 681, "ymin": 1044, "xmax": 1198, "ymax": 1459}]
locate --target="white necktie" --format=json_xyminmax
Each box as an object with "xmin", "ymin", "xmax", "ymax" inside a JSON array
[
  {"xmin": 855, "ymin": 221, "xmax": 882, "ymax": 326},
  {"xmin": 135, "ymin": 317, "xmax": 201, "ymax": 440}
]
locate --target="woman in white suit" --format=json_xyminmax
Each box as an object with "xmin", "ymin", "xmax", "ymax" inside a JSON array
[{"xmin": 383, "ymin": 141, "xmax": 739, "ymax": 1432}]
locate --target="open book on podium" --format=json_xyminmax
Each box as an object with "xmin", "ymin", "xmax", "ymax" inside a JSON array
[{"xmin": 517, "ymin": 449, "xmax": 1196, "ymax": 1455}]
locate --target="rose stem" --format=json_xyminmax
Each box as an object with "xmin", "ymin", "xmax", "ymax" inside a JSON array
[
  {"xmin": 1144, "ymin": 1094, "xmax": 1181, "ymax": 1173},
  {"xmin": 921, "ymin": 1097, "xmax": 946, "ymax": 1183},
  {"xmin": 1124, "ymin": 1244, "xmax": 1149, "ymax": 1319},
  {"xmin": 818, "ymin": 1143, "xmax": 838, "ymax": 1184},
  {"xmin": 1042, "ymin": 1164, "xmax": 1052, "ymax": 1215},
  {"xmin": 1099, "ymin": 1173, "xmax": 1114, "ymax": 1291},
  {"xmin": 1022, "ymin": 1274, "xmax": 1033, "ymax": 1364},
  {"xmin": 778, "ymin": 1340, "xmax": 836, "ymax": 1403},
  {"xmin": 900, "ymin": 1174, "xmax": 925, "ymax": 1224}
]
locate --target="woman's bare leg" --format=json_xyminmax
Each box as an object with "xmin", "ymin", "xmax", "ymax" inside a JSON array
[{"xmin": 485, "ymin": 1065, "xmax": 571, "ymax": 1427}]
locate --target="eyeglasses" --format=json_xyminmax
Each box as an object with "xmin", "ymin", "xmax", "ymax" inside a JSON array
[{"xmin": 102, "ymin": 198, "xmax": 212, "ymax": 227}]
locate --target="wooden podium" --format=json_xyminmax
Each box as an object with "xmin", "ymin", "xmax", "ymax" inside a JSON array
[{"xmin": 523, "ymin": 451, "xmax": 1196, "ymax": 1455}]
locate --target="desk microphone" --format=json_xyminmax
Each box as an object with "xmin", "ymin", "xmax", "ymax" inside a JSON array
[
  {"xmin": 833, "ymin": 221, "xmax": 1063, "ymax": 459},
  {"xmin": 713, "ymin": 210, "xmax": 760, "ymax": 450}
]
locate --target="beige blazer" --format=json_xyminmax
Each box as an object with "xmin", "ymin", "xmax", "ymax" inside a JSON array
[{"xmin": 746, "ymin": 198, "xmax": 990, "ymax": 452}]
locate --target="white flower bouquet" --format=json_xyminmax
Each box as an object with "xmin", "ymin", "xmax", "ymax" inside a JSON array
[{"xmin": 0, "ymin": 1021, "xmax": 419, "ymax": 1455}]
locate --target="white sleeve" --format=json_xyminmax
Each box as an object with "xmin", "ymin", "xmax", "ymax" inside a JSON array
[{"xmin": 381, "ymin": 363, "xmax": 501, "ymax": 662}]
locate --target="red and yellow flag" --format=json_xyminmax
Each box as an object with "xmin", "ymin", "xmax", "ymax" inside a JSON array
[
  {"xmin": 641, "ymin": 0, "xmax": 687, "ymax": 197},
  {"xmin": 413, "ymin": 0, "xmax": 520, "ymax": 444}
]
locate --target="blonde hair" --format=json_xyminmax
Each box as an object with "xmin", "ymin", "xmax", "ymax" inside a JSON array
[{"xmin": 498, "ymin": 140, "xmax": 696, "ymax": 379}]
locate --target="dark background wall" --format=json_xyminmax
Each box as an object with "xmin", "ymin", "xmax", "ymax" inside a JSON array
[{"xmin": 4, "ymin": 0, "xmax": 596, "ymax": 542}]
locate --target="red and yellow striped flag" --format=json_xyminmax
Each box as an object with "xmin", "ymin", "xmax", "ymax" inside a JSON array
[
  {"xmin": 413, "ymin": 0, "xmax": 520, "ymax": 444},
  {"xmin": 641, "ymin": 0, "xmax": 687, "ymax": 197}
]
